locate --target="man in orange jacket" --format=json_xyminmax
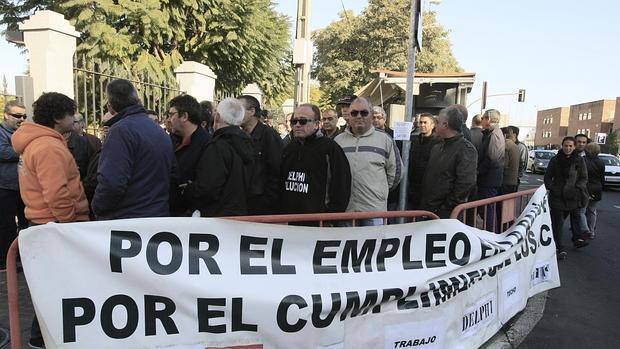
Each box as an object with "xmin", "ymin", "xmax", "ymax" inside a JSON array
[
  {"xmin": 10, "ymin": 92, "xmax": 89, "ymax": 348},
  {"xmin": 12, "ymin": 92, "xmax": 89, "ymax": 225}
]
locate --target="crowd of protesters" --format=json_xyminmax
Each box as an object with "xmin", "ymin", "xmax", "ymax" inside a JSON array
[
  {"xmin": 0, "ymin": 81, "xmax": 609, "ymax": 270},
  {"xmin": 0, "ymin": 78, "xmax": 612, "ymax": 346}
]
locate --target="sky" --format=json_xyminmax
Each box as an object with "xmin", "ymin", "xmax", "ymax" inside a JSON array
[{"xmin": 2, "ymin": 0, "xmax": 618, "ymax": 128}]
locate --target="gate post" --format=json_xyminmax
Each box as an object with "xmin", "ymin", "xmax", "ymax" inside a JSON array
[
  {"xmin": 174, "ymin": 61, "xmax": 218, "ymax": 102},
  {"xmin": 19, "ymin": 10, "xmax": 80, "ymax": 100}
]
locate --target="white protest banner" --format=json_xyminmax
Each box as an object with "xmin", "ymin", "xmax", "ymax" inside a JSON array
[{"xmin": 19, "ymin": 186, "xmax": 559, "ymax": 349}]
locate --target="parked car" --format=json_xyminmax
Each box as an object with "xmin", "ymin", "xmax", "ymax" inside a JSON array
[
  {"xmin": 527, "ymin": 150, "xmax": 556, "ymax": 174},
  {"xmin": 599, "ymin": 153, "xmax": 620, "ymax": 188}
]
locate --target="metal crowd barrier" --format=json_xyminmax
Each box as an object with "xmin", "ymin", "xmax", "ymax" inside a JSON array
[
  {"xmin": 5, "ymin": 239, "xmax": 21, "ymax": 349},
  {"xmin": 226, "ymin": 210, "xmax": 440, "ymax": 226},
  {"xmin": 449, "ymin": 188, "xmax": 538, "ymax": 233}
]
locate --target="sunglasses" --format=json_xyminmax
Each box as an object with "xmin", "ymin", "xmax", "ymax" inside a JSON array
[
  {"xmin": 290, "ymin": 118, "xmax": 313, "ymax": 126},
  {"xmin": 7, "ymin": 112, "xmax": 28, "ymax": 120},
  {"xmin": 350, "ymin": 110, "xmax": 370, "ymax": 118}
]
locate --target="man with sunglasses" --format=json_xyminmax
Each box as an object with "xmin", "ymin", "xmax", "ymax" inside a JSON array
[
  {"xmin": 320, "ymin": 108, "xmax": 341, "ymax": 139},
  {"xmin": 335, "ymin": 97, "xmax": 402, "ymax": 226},
  {"xmin": 0, "ymin": 100, "xmax": 28, "ymax": 269},
  {"xmin": 280, "ymin": 104, "xmax": 351, "ymax": 222}
]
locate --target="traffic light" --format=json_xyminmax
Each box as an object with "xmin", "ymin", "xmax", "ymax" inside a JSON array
[{"xmin": 518, "ymin": 89, "xmax": 526, "ymax": 102}]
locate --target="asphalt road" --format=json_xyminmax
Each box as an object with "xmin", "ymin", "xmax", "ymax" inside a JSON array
[{"xmin": 519, "ymin": 172, "xmax": 620, "ymax": 348}]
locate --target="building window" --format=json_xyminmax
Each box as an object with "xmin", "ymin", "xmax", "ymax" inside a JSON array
[
  {"xmin": 586, "ymin": 129, "xmax": 590, "ymax": 137},
  {"xmin": 578, "ymin": 113, "xmax": 582, "ymax": 120},
  {"xmin": 587, "ymin": 112, "xmax": 592, "ymax": 120},
  {"xmin": 542, "ymin": 115, "xmax": 554, "ymax": 125}
]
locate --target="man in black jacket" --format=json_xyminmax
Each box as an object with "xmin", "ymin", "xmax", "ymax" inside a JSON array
[
  {"xmin": 280, "ymin": 103, "xmax": 351, "ymax": 221},
  {"xmin": 239, "ymin": 95, "xmax": 283, "ymax": 214},
  {"xmin": 182, "ymin": 98, "xmax": 255, "ymax": 217},
  {"xmin": 167, "ymin": 94, "xmax": 211, "ymax": 216},
  {"xmin": 420, "ymin": 105, "xmax": 478, "ymax": 218},
  {"xmin": 408, "ymin": 112, "xmax": 438, "ymax": 208}
]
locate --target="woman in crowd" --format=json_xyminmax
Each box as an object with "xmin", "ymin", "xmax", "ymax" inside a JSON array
[{"xmin": 544, "ymin": 136, "xmax": 589, "ymax": 259}]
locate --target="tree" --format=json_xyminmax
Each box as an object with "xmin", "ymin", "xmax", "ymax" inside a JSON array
[
  {"xmin": 313, "ymin": 0, "xmax": 462, "ymax": 107},
  {"xmin": 604, "ymin": 129, "xmax": 620, "ymax": 155},
  {"xmin": 0, "ymin": 0, "xmax": 293, "ymax": 102}
]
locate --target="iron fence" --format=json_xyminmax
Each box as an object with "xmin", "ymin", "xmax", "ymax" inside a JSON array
[{"xmin": 73, "ymin": 54, "xmax": 184, "ymax": 134}]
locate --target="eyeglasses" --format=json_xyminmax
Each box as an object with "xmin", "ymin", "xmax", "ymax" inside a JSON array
[
  {"xmin": 7, "ymin": 112, "xmax": 27, "ymax": 120},
  {"xmin": 321, "ymin": 117, "xmax": 335, "ymax": 122},
  {"xmin": 166, "ymin": 111, "xmax": 179, "ymax": 118},
  {"xmin": 350, "ymin": 110, "xmax": 370, "ymax": 118},
  {"xmin": 290, "ymin": 118, "xmax": 313, "ymax": 126}
]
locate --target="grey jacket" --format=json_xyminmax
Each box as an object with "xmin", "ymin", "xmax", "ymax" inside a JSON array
[
  {"xmin": 335, "ymin": 127, "xmax": 402, "ymax": 212},
  {"xmin": 420, "ymin": 134, "xmax": 478, "ymax": 218},
  {"xmin": 477, "ymin": 125, "xmax": 505, "ymax": 188},
  {"xmin": 0, "ymin": 123, "xmax": 19, "ymax": 191},
  {"xmin": 517, "ymin": 142, "xmax": 528, "ymax": 178}
]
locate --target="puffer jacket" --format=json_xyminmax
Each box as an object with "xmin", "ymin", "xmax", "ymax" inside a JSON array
[
  {"xmin": 544, "ymin": 150, "xmax": 588, "ymax": 211},
  {"xmin": 335, "ymin": 127, "xmax": 402, "ymax": 212},
  {"xmin": 11, "ymin": 122, "xmax": 89, "ymax": 223}
]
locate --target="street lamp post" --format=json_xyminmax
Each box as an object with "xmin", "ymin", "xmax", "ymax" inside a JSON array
[{"xmin": 397, "ymin": 0, "xmax": 422, "ymax": 218}]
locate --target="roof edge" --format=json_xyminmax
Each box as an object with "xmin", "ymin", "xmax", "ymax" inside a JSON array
[{"xmin": 370, "ymin": 69, "xmax": 476, "ymax": 78}]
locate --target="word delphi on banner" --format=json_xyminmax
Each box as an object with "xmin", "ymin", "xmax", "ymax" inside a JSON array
[{"xmin": 18, "ymin": 185, "xmax": 559, "ymax": 349}]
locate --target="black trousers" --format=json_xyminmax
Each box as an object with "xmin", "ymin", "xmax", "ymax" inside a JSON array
[
  {"xmin": 550, "ymin": 208, "xmax": 570, "ymax": 251},
  {"xmin": 0, "ymin": 188, "xmax": 26, "ymax": 268}
]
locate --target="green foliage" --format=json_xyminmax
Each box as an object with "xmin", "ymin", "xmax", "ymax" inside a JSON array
[
  {"xmin": 0, "ymin": 0, "xmax": 292, "ymax": 103},
  {"xmin": 604, "ymin": 129, "xmax": 620, "ymax": 155},
  {"xmin": 313, "ymin": 0, "xmax": 462, "ymax": 107}
]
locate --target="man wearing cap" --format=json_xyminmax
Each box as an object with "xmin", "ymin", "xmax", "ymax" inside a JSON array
[
  {"xmin": 280, "ymin": 103, "xmax": 351, "ymax": 222},
  {"xmin": 335, "ymin": 97, "xmax": 402, "ymax": 225},
  {"xmin": 336, "ymin": 94, "xmax": 357, "ymax": 131}
]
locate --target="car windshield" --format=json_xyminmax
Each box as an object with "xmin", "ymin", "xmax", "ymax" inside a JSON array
[
  {"xmin": 535, "ymin": 152, "xmax": 555, "ymax": 160},
  {"xmin": 600, "ymin": 156, "xmax": 620, "ymax": 166}
]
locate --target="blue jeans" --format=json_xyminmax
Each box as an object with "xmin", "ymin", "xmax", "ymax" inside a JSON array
[
  {"xmin": 477, "ymin": 187, "xmax": 500, "ymax": 232},
  {"xmin": 570, "ymin": 207, "xmax": 589, "ymax": 240},
  {"xmin": 586, "ymin": 200, "xmax": 599, "ymax": 234}
]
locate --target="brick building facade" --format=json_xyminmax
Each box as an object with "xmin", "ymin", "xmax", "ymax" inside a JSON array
[
  {"xmin": 535, "ymin": 99, "xmax": 617, "ymax": 148},
  {"xmin": 535, "ymin": 107, "xmax": 569, "ymax": 148},
  {"xmin": 567, "ymin": 100, "xmax": 615, "ymax": 139}
]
